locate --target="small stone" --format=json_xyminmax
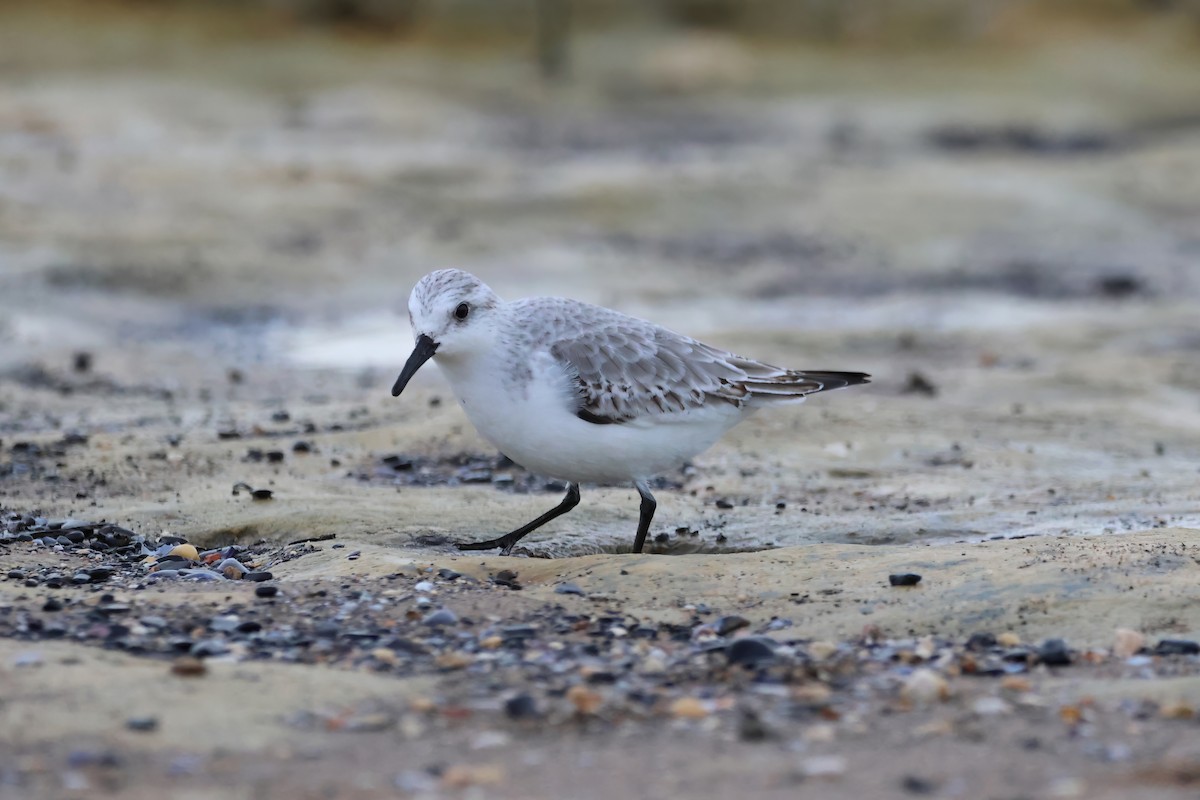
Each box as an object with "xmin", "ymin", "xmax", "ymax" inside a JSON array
[
  {"xmin": 902, "ymin": 669, "xmax": 950, "ymax": 705},
  {"xmin": 966, "ymin": 632, "xmax": 997, "ymax": 651},
  {"xmin": 566, "ymin": 685, "xmax": 603, "ymax": 715},
  {"xmin": 244, "ymin": 571, "xmax": 274, "ymax": 582},
  {"xmin": 167, "ymin": 544, "xmax": 199, "ymax": 562},
  {"xmin": 171, "ymin": 657, "xmax": 207, "ymax": 677},
  {"xmin": 668, "ymin": 697, "xmax": 709, "ymax": 719},
  {"xmin": 126, "ymin": 716, "xmax": 158, "ymax": 732},
  {"xmin": 42, "ymin": 598, "xmax": 63, "ymax": 612},
  {"xmin": 807, "ymin": 641, "xmax": 838, "ymax": 660},
  {"xmin": 726, "ymin": 636, "xmax": 776, "ymax": 667},
  {"xmin": 504, "ymin": 693, "xmax": 539, "ymax": 719},
  {"xmin": 1038, "ymin": 638, "xmax": 1072, "ymax": 666},
  {"xmin": 997, "ymin": 632, "xmax": 1021, "ymax": 647},
  {"xmin": 209, "ymin": 615, "xmax": 240, "ymax": 633},
  {"xmin": 554, "ymin": 582, "xmax": 584, "ymax": 596},
  {"xmin": 215, "ymin": 558, "xmax": 248, "ymax": 579},
  {"xmin": 900, "ymin": 775, "xmax": 938, "ymax": 795},
  {"xmin": 1155, "ymin": 639, "xmax": 1200, "ymax": 656},
  {"xmin": 255, "ymin": 585, "xmax": 278, "ymax": 599},
  {"xmin": 889, "ymin": 573, "xmax": 922, "ymax": 586},
  {"xmin": 1113, "ymin": 628, "xmax": 1145, "ymax": 659},
  {"xmin": 414, "ymin": 581, "xmax": 435, "ymax": 593},
  {"xmin": 801, "ymin": 755, "xmax": 847, "ymax": 779},
  {"xmin": 437, "ymin": 568, "xmax": 461, "ymax": 581},
  {"xmin": 435, "ymin": 651, "xmax": 472, "ymax": 670},
  {"xmin": 715, "ymin": 615, "xmax": 750, "ymax": 636},
  {"xmin": 1160, "ymin": 700, "xmax": 1195, "ymax": 719},
  {"xmin": 423, "ymin": 608, "xmax": 458, "ymax": 626},
  {"xmin": 480, "ymin": 635, "xmax": 503, "ymax": 649},
  {"xmin": 190, "ymin": 639, "xmax": 230, "ymax": 658}
]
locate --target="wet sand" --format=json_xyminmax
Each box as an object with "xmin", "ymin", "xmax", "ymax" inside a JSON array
[{"xmin": 2, "ymin": 5, "xmax": 1200, "ymax": 798}]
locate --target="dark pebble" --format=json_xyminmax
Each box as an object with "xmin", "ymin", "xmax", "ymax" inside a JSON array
[
  {"xmin": 266, "ymin": 450, "xmax": 285, "ymax": 463},
  {"xmin": 1038, "ymin": 638, "xmax": 1072, "ymax": 666},
  {"xmin": 504, "ymin": 693, "xmax": 539, "ymax": 720},
  {"xmin": 71, "ymin": 573, "xmax": 91, "ymax": 584},
  {"xmin": 715, "ymin": 615, "xmax": 750, "ymax": 636},
  {"xmin": 901, "ymin": 775, "xmax": 938, "ymax": 795},
  {"xmin": 126, "ymin": 716, "xmax": 158, "ymax": 733},
  {"xmin": 1154, "ymin": 639, "xmax": 1200, "ymax": 656},
  {"xmin": 88, "ymin": 567, "xmax": 114, "ymax": 582},
  {"xmin": 889, "ymin": 573, "xmax": 922, "ymax": 586},
  {"xmin": 244, "ymin": 571, "xmax": 274, "ymax": 582},
  {"xmin": 436, "ymin": 568, "xmax": 461, "ymax": 581},
  {"xmin": 966, "ymin": 632, "xmax": 997, "ymax": 651},
  {"xmin": 255, "ymin": 585, "xmax": 279, "ymax": 598},
  {"xmin": 726, "ymin": 636, "xmax": 777, "ymax": 667},
  {"xmin": 251, "ymin": 489, "xmax": 273, "ymax": 501},
  {"xmin": 715, "ymin": 499, "xmax": 734, "ymax": 509},
  {"xmin": 554, "ymin": 582, "xmax": 584, "ymax": 596},
  {"xmin": 292, "ymin": 441, "xmax": 312, "ymax": 453},
  {"xmin": 7, "ymin": 569, "xmax": 24, "ymax": 580},
  {"xmin": 43, "ymin": 597, "xmax": 64, "ymax": 612}
]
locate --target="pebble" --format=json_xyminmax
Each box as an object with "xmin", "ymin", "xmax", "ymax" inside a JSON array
[
  {"xmin": 715, "ymin": 615, "xmax": 750, "ymax": 636},
  {"xmin": 505, "ymin": 693, "xmax": 539, "ymax": 719},
  {"xmin": 244, "ymin": 571, "xmax": 274, "ymax": 582},
  {"xmin": 668, "ymin": 696, "xmax": 710, "ymax": 719},
  {"xmin": 215, "ymin": 558, "xmax": 249, "ymax": 579},
  {"xmin": 997, "ymin": 632, "xmax": 1021, "ymax": 647},
  {"xmin": 171, "ymin": 657, "xmax": 207, "ymax": 677},
  {"xmin": 554, "ymin": 582, "xmax": 584, "ymax": 596},
  {"xmin": 255, "ymin": 585, "xmax": 279, "ymax": 599},
  {"xmin": 888, "ymin": 573, "xmax": 922, "ymax": 586},
  {"xmin": 726, "ymin": 636, "xmax": 777, "ymax": 667},
  {"xmin": 1113, "ymin": 628, "xmax": 1145, "ymax": 659},
  {"xmin": 414, "ymin": 581, "xmax": 435, "ymax": 593},
  {"xmin": 126, "ymin": 716, "xmax": 159, "ymax": 732},
  {"xmin": 566, "ymin": 685, "xmax": 603, "ymax": 715},
  {"xmin": 167, "ymin": 544, "xmax": 199, "ymax": 562},
  {"xmin": 902, "ymin": 669, "xmax": 950, "ymax": 705},
  {"xmin": 423, "ymin": 608, "xmax": 458, "ymax": 626},
  {"xmin": 436, "ymin": 568, "xmax": 461, "ymax": 581},
  {"xmin": 1155, "ymin": 639, "xmax": 1200, "ymax": 656},
  {"xmin": 1038, "ymin": 638, "xmax": 1072, "ymax": 666}
]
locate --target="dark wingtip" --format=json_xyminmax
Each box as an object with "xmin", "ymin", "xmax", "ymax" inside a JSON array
[{"xmin": 806, "ymin": 371, "xmax": 872, "ymax": 392}]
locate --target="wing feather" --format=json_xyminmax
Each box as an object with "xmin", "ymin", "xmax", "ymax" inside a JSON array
[{"xmin": 537, "ymin": 301, "xmax": 869, "ymax": 425}]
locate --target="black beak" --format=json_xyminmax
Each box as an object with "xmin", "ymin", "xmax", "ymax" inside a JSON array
[{"xmin": 391, "ymin": 334, "xmax": 439, "ymax": 397}]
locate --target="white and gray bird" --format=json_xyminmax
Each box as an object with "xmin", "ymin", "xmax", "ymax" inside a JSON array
[{"xmin": 392, "ymin": 269, "xmax": 869, "ymax": 554}]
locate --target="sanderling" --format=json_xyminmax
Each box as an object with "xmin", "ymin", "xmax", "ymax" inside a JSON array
[{"xmin": 392, "ymin": 269, "xmax": 869, "ymax": 554}]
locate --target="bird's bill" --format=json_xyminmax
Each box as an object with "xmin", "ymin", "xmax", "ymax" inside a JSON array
[{"xmin": 391, "ymin": 334, "xmax": 439, "ymax": 397}]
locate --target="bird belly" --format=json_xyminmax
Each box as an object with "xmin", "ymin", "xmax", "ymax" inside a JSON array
[{"xmin": 438, "ymin": 356, "xmax": 741, "ymax": 484}]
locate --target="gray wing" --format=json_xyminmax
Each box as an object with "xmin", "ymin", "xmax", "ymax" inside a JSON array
[{"xmin": 544, "ymin": 305, "xmax": 869, "ymax": 424}]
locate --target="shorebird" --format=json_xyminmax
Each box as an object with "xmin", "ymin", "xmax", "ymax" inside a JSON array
[{"xmin": 392, "ymin": 269, "xmax": 869, "ymax": 554}]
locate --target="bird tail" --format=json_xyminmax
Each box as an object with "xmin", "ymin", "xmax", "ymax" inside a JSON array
[{"xmin": 740, "ymin": 370, "xmax": 870, "ymax": 402}]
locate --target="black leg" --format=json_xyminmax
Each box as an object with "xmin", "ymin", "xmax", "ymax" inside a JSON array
[
  {"xmin": 457, "ymin": 483, "xmax": 581, "ymax": 555},
  {"xmin": 631, "ymin": 481, "xmax": 657, "ymax": 554}
]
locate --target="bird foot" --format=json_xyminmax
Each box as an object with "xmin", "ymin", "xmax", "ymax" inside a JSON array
[{"xmin": 455, "ymin": 534, "xmax": 521, "ymax": 555}]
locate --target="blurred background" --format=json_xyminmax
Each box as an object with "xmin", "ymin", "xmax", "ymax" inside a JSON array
[{"xmin": 1, "ymin": 0, "xmax": 1198, "ymax": 552}]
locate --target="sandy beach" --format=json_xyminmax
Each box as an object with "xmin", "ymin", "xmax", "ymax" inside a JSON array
[{"xmin": 2, "ymin": 3, "xmax": 1200, "ymax": 797}]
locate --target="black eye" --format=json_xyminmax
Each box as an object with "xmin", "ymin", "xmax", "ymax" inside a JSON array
[{"xmin": 454, "ymin": 302, "xmax": 470, "ymax": 321}]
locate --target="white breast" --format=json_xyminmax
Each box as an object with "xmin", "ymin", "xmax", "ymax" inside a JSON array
[{"xmin": 434, "ymin": 348, "xmax": 744, "ymax": 485}]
